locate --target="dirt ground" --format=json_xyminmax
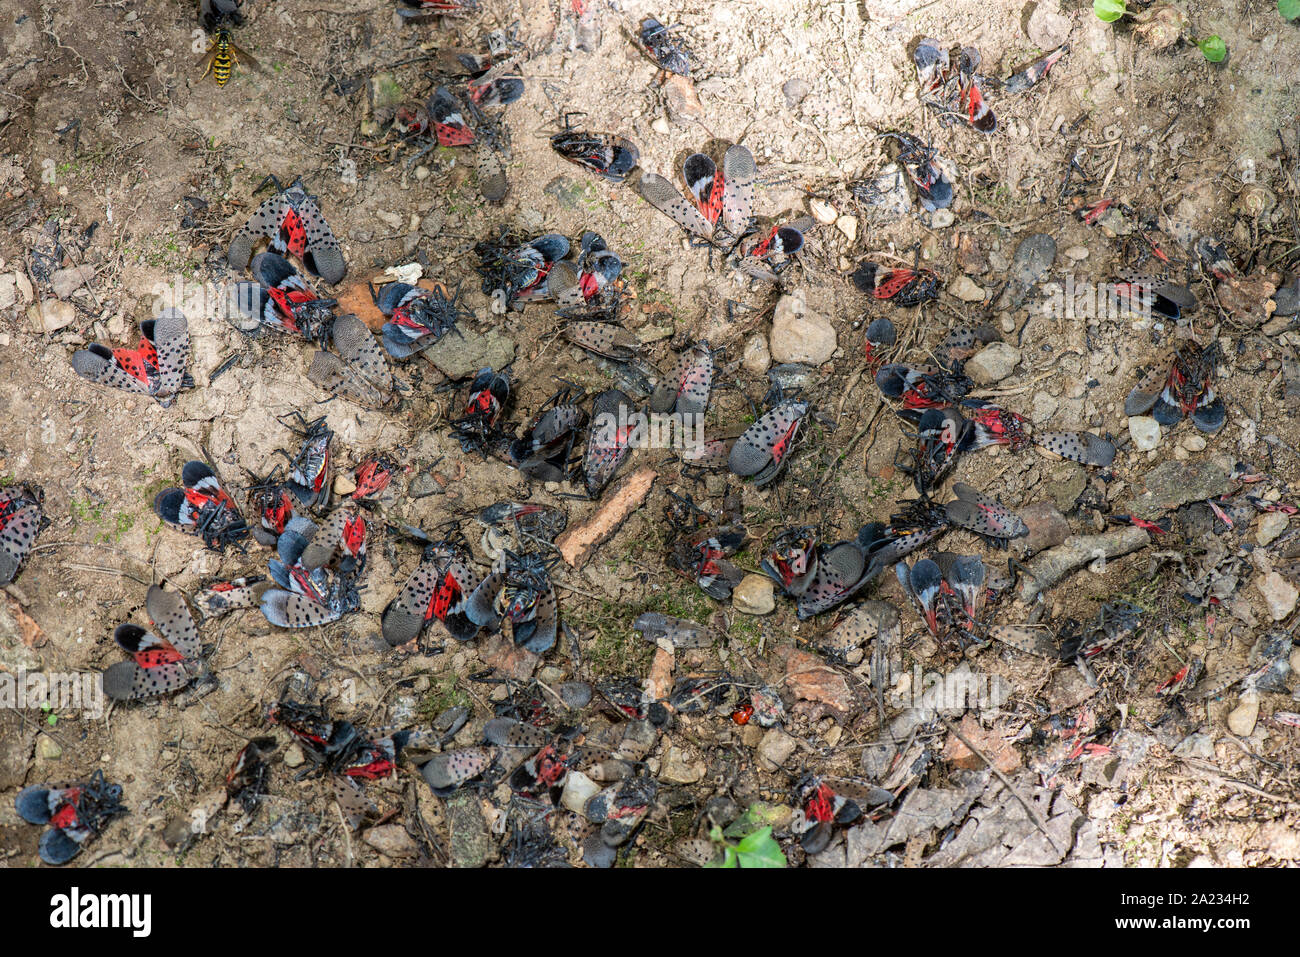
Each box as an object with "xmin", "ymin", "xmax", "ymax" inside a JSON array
[{"xmin": 1, "ymin": 0, "xmax": 1299, "ymax": 868}]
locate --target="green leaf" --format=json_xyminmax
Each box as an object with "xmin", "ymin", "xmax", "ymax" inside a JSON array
[
  {"xmin": 1280, "ymin": 0, "xmax": 1300, "ymax": 21},
  {"xmin": 734, "ymin": 827, "xmax": 788, "ymax": 868},
  {"xmin": 1197, "ymin": 35, "xmax": 1227, "ymax": 61},
  {"xmin": 1094, "ymin": 0, "xmax": 1126, "ymax": 22}
]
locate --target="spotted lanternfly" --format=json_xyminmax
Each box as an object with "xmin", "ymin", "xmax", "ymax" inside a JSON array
[
  {"xmin": 735, "ymin": 219, "xmax": 808, "ymax": 282},
  {"xmin": 511, "ymin": 391, "xmax": 587, "ymax": 482},
  {"xmin": 307, "ymin": 314, "xmax": 395, "ymax": 410},
  {"xmin": 880, "ymin": 131, "xmax": 953, "ymax": 212},
  {"xmin": 261, "ymin": 510, "xmax": 367, "ymax": 628},
  {"xmin": 15, "ymin": 769, "xmax": 127, "ymax": 866},
  {"xmin": 375, "ymin": 280, "xmax": 470, "ymax": 358},
  {"xmin": 1032, "ymin": 430, "xmax": 1117, "ymax": 467},
  {"xmin": 477, "ymin": 501, "xmax": 568, "ymax": 544},
  {"xmin": 382, "ymin": 543, "xmax": 495, "ymax": 646},
  {"xmin": 1124, "ymin": 341, "xmax": 1225, "ymax": 433},
  {"xmin": 863, "ymin": 317, "xmax": 897, "ymax": 367},
  {"xmin": 475, "ymin": 230, "xmax": 571, "ymax": 306},
  {"xmin": 1196, "ymin": 237, "xmax": 1236, "ymax": 281},
  {"xmin": 896, "ymin": 558, "xmax": 944, "ymax": 635},
  {"xmin": 394, "ymin": 0, "xmax": 479, "ymax": 18},
  {"xmin": 0, "ymin": 483, "xmax": 43, "ymax": 585},
  {"xmin": 729, "ymin": 399, "xmax": 810, "ymax": 487},
  {"xmin": 231, "ymin": 251, "xmax": 338, "ymax": 342},
  {"xmin": 761, "ymin": 526, "xmax": 819, "ymax": 597},
  {"xmin": 281, "ymin": 414, "xmax": 333, "ymax": 513},
  {"xmin": 267, "ymin": 698, "xmax": 419, "ymax": 828},
  {"xmin": 956, "ymin": 46, "xmax": 996, "ymax": 133},
  {"xmin": 478, "ymin": 550, "xmax": 559, "ymax": 653},
  {"xmin": 1156, "ymin": 657, "xmax": 1203, "ymax": 696},
  {"xmin": 584, "ymin": 389, "xmax": 636, "ymax": 497},
  {"xmin": 552, "ymin": 231, "xmax": 625, "ymax": 311},
  {"xmin": 550, "ymin": 115, "xmax": 640, "ymax": 183},
  {"xmin": 101, "ymin": 585, "xmax": 203, "ymax": 700},
  {"xmin": 246, "ymin": 467, "xmax": 299, "ymax": 547},
  {"xmin": 639, "ymin": 16, "xmax": 691, "ymax": 76},
  {"xmin": 960, "ymin": 398, "xmax": 1030, "ymax": 452},
  {"xmin": 899, "ymin": 406, "xmax": 972, "ymax": 495},
  {"xmin": 225, "ymin": 737, "xmax": 277, "ymax": 814},
  {"xmin": 876, "ymin": 362, "xmax": 971, "ymax": 410},
  {"xmin": 452, "ymin": 366, "xmax": 512, "ymax": 452},
  {"xmin": 228, "ymin": 176, "xmax": 345, "ymax": 285},
  {"xmin": 670, "ymin": 525, "xmax": 746, "ymax": 600},
  {"xmin": 793, "ymin": 774, "xmax": 867, "ymax": 854},
  {"xmin": 70, "ymin": 309, "xmax": 192, "ymax": 407},
  {"xmin": 428, "ymin": 86, "xmax": 475, "ymax": 146},
  {"xmin": 639, "ymin": 144, "xmax": 755, "ymax": 240},
  {"xmin": 564, "ymin": 321, "xmax": 641, "ymax": 362},
  {"xmin": 194, "ymin": 576, "xmax": 271, "ymax": 621},
  {"xmin": 944, "ymin": 483, "xmax": 1029, "ymax": 548},
  {"xmin": 1110, "ymin": 271, "xmax": 1198, "ymax": 321},
  {"xmin": 859, "ymin": 499, "xmax": 952, "ymax": 582},
  {"xmin": 650, "ymin": 340, "xmax": 714, "ymax": 417},
  {"xmin": 940, "ymin": 554, "xmax": 986, "ymax": 633},
  {"xmin": 350, "ymin": 455, "xmax": 398, "ymax": 503},
  {"xmin": 795, "ymin": 539, "xmax": 871, "ymax": 619},
  {"xmin": 421, "ymin": 746, "xmax": 495, "ymax": 796},
  {"xmin": 155, "ymin": 460, "xmax": 248, "ymax": 550},
  {"xmin": 1108, "ymin": 514, "xmax": 1172, "ymax": 535},
  {"xmin": 912, "ymin": 37, "xmax": 949, "ymax": 96},
  {"xmin": 1002, "ymin": 44, "xmax": 1068, "ymax": 95},
  {"xmin": 1060, "ymin": 602, "xmax": 1144, "ymax": 660},
  {"xmin": 851, "ymin": 260, "xmax": 941, "ymax": 306}
]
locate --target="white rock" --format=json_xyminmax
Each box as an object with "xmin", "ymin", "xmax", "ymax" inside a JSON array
[
  {"xmin": 30, "ymin": 299, "xmax": 76, "ymax": 334},
  {"xmin": 809, "ymin": 198, "xmax": 837, "ymax": 224},
  {"xmin": 929, "ymin": 208, "xmax": 955, "ymax": 228},
  {"xmin": 1256, "ymin": 512, "xmax": 1289, "ymax": 547},
  {"xmin": 1227, "ymin": 690, "xmax": 1259, "ymax": 737},
  {"xmin": 1064, "ymin": 245, "xmax": 1090, "ymax": 261},
  {"xmin": 0, "ymin": 273, "xmax": 17, "ymax": 310},
  {"xmin": 1256, "ymin": 571, "xmax": 1298, "ymax": 620},
  {"xmin": 333, "ymin": 473, "xmax": 358, "ymax": 496},
  {"xmin": 560, "ymin": 770, "xmax": 601, "ymax": 816},
  {"xmin": 651, "ymin": 116, "xmax": 671, "ymax": 135},
  {"xmin": 51, "ymin": 265, "xmax": 95, "ymax": 300},
  {"xmin": 1127, "ymin": 416, "xmax": 1162, "ymax": 452},
  {"xmin": 742, "ymin": 333, "xmax": 771, "ymax": 375},
  {"xmin": 964, "ymin": 342, "xmax": 1020, "ymax": 384},
  {"xmin": 757, "ymin": 729, "xmax": 796, "ymax": 771},
  {"xmin": 1181, "ymin": 434, "xmax": 1207, "ymax": 452},
  {"xmin": 949, "ymin": 276, "xmax": 985, "ymax": 302},
  {"xmin": 732, "ymin": 574, "xmax": 775, "ymax": 615},
  {"xmin": 770, "ymin": 291, "xmax": 836, "ymax": 365},
  {"xmin": 835, "ymin": 214, "xmax": 858, "ymax": 243}
]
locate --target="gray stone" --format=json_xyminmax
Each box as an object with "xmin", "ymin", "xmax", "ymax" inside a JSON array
[
  {"xmin": 1123, "ymin": 456, "xmax": 1235, "ymax": 520},
  {"xmin": 1256, "ymin": 572, "xmax": 1297, "ymax": 620},
  {"xmin": 658, "ymin": 746, "xmax": 705, "ymax": 784},
  {"xmin": 964, "ymin": 342, "xmax": 1020, "ymax": 384},
  {"xmin": 30, "ymin": 299, "xmax": 76, "ymax": 334},
  {"xmin": 742, "ymin": 333, "xmax": 771, "ymax": 375},
  {"xmin": 51, "ymin": 265, "xmax": 95, "ymax": 299},
  {"xmin": 949, "ymin": 275, "xmax": 986, "ymax": 302},
  {"xmin": 1015, "ymin": 502, "xmax": 1071, "ymax": 558},
  {"xmin": 446, "ymin": 792, "xmax": 493, "ymax": 867},
  {"xmin": 782, "ymin": 78, "xmax": 811, "ymax": 108},
  {"xmin": 364, "ymin": 824, "xmax": 418, "ymax": 858},
  {"xmin": 421, "ymin": 326, "xmax": 515, "ymax": 379},
  {"xmin": 757, "ymin": 728, "xmax": 796, "ymax": 771},
  {"xmin": 1127, "ymin": 415, "xmax": 1161, "ymax": 451},
  {"xmin": 732, "ymin": 574, "xmax": 775, "ymax": 615},
  {"xmin": 770, "ymin": 292, "xmax": 836, "ymax": 365},
  {"xmin": 1256, "ymin": 512, "xmax": 1289, "ymax": 546}
]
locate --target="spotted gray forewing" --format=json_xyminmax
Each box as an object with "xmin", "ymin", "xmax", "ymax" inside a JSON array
[
  {"xmin": 564, "ymin": 321, "xmax": 640, "ymax": 361},
  {"xmin": 728, "ymin": 399, "xmax": 809, "ymax": 487},
  {"xmin": 944, "ymin": 483, "xmax": 1029, "ymax": 543},
  {"xmin": 194, "ymin": 577, "xmax": 270, "ymax": 621},
  {"xmin": 421, "ymin": 746, "xmax": 495, "ymax": 795},
  {"xmin": 585, "ymin": 389, "xmax": 635, "ymax": 497},
  {"xmin": 650, "ymin": 342, "xmax": 713, "ymax": 416},
  {"xmin": 307, "ymin": 350, "xmax": 389, "ymax": 410},
  {"xmin": 0, "ymin": 486, "xmax": 42, "ymax": 585},
  {"xmin": 796, "ymin": 541, "xmax": 868, "ymax": 619},
  {"xmin": 332, "ymin": 314, "xmax": 393, "ymax": 392},
  {"xmin": 1033, "ymin": 430, "xmax": 1116, "ymax": 467},
  {"xmin": 721, "ymin": 145, "xmax": 756, "ymax": 234},
  {"xmin": 333, "ymin": 776, "xmax": 377, "ymax": 830},
  {"xmin": 261, "ymin": 589, "xmax": 341, "ymax": 628},
  {"xmin": 637, "ymin": 172, "xmax": 713, "ymax": 238},
  {"xmin": 547, "ymin": 262, "xmax": 584, "ymax": 309},
  {"xmin": 1124, "ymin": 363, "xmax": 1171, "ymax": 416}
]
